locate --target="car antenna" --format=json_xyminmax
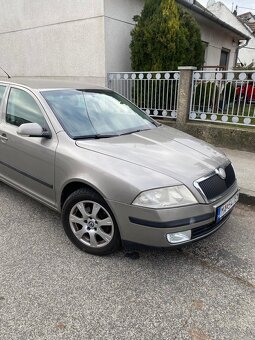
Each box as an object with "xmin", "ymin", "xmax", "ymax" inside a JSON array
[{"xmin": 0, "ymin": 65, "xmax": 11, "ymax": 79}]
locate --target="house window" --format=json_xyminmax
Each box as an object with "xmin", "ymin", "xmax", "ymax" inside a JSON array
[{"xmin": 220, "ymin": 48, "xmax": 230, "ymax": 70}]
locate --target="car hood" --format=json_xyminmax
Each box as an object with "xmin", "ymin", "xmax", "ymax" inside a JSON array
[{"xmin": 76, "ymin": 125, "xmax": 228, "ymax": 184}]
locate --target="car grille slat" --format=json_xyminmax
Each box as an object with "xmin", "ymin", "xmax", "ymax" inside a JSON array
[
  {"xmin": 196, "ymin": 164, "xmax": 236, "ymax": 201},
  {"xmin": 191, "ymin": 211, "xmax": 231, "ymax": 239}
]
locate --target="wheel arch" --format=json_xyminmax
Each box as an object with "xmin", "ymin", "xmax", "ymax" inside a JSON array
[{"xmin": 59, "ymin": 180, "xmax": 107, "ymax": 211}]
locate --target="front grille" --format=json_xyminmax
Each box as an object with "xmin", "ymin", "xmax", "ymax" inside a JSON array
[
  {"xmin": 191, "ymin": 211, "xmax": 231, "ymax": 239},
  {"xmin": 196, "ymin": 164, "xmax": 236, "ymax": 201}
]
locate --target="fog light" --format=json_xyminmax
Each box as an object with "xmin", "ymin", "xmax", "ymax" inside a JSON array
[{"xmin": 167, "ymin": 230, "xmax": 191, "ymax": 244}]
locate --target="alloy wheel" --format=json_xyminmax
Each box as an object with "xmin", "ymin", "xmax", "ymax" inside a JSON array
[{"xmin": 69, "ymin": 200, "xmax": 114, "ymax": 248}]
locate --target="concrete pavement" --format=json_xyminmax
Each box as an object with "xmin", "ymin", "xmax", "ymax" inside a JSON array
[
  {"xmin": 221, "ymin": 148, "xmax": 255, "ymax": 205},
  {"xmin": 0, "ymin": 182, "xmax": 254, "ymax": 340}
]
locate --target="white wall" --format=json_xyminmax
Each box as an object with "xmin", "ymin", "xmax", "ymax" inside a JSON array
[
  {"xmin": 239, "ymin": 41, "xmax": 255, "ymax": 67},
  {"xmin": 0, "ymin": 0, "xmax": 144, "ymax": 85},
  {"xmin": 183, "ymin": 8, "xmax": 242, "ymax": 69},
  {"xmin": 0, "ymin": 0, "xmax": 104, "ymax": 32},
  {"xmin": 208, "ymin": 1, "xmax": 255, "ymax": 66},
  {"xmin": 198, "ymin": 17, "xmax": 237, "ymax": 69},
  {"xmin": 0, "ymin": 0, "xmax": 106, "ymax": 85},
  {"xmin": 104, "ymin": 0, "xmax": 144, "ymax": 74}
]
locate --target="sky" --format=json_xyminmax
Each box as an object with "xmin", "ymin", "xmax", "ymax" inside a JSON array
[{"xmin": 198, "ymin": 0, "xmax": 255, "ymax": 15}]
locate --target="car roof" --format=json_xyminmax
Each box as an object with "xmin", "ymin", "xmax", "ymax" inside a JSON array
[{"xmin": 0, "ymin": 77, "xmax": 107, "ymax": 91}]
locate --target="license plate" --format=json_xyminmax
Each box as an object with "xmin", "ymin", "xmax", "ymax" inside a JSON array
[{"xmin": 216, "ymin": 192, "xmax": 239, "ymax": 222}]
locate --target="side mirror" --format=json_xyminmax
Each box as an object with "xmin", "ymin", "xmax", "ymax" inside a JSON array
[{"xmin": 17, "ymin": 123, "xmax": 51, "ymax": 138}]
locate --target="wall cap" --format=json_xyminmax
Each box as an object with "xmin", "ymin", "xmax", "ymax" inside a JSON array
[{"xmin": 178, "ymin": 66, "xmax": 197, "ymax": 70}]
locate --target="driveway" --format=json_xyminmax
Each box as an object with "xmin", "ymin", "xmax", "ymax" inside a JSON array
[{"xmin": 0, "ymin": 182, "xmax": 254, "ymax": 340}]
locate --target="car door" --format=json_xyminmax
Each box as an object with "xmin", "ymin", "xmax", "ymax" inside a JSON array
[
  {"xmin": 0, "ymin": 86, "xmax": 58, "ymax": 208},
  {"xmin": 0, "ymin": 84, "xmax": 9, "ymax": 176}
]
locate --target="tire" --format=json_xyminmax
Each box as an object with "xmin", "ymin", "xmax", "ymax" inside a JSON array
[{"xmin": 61, "ymin": 188, "xmax": 121, "ymax": 255}]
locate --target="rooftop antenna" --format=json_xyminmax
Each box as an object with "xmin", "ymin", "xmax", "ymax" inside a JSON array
[{"xmin": 0, "ymin": 65, "xmax": 11, "ymax": 79}]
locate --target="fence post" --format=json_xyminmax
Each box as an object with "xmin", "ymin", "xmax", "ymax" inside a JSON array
[{"xmin": 176, "ymin": 66, "xmax": 197, "ymax": 129}]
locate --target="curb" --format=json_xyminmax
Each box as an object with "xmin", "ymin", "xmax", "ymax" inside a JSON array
[{"xmin": 239, "ymin": 190, "xmax": 255, "ymax": 206}]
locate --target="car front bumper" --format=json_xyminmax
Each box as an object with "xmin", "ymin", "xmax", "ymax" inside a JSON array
[{"xmin": 107, "ymin": 183, "xmax": 239, "ymax": 248}]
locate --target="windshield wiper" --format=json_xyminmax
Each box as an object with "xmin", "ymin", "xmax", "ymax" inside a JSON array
[
  {"xmin": 74, "ymin": 134, "xmax": 118, "ymax": 140},
  {"xmin": 74, "ymin": 127, "xmax": 156, "ymax": 140},
  {"xmin": 119, "ymin": 128, "xmax": 152, "ymax": 136}
]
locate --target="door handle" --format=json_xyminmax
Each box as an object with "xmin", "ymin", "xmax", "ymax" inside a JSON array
[{"xmin": 0, "ymin": 133, "xmax": 8, "ymax": 142}]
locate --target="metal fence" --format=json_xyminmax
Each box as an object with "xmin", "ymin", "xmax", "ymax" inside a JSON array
[
  {"xmin": 107, "ymin": 71, "xmax": 179, "ymax": 119},
  {"xmin": 190, "ymin": 70, "xmax": 255, "ymax": 126}
]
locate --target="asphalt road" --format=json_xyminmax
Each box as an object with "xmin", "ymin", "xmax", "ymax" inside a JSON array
[{"xmin": 0, "ymin": 182, "xmax": 254, "ymax": 340}]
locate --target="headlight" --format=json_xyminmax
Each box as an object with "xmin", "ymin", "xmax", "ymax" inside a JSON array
[{"xmin": 132, "ymin": 185, "xmax": 197, "ymax": 208}]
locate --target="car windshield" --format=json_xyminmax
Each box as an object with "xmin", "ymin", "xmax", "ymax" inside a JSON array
[{"xmin": 41, "ymin": 89, "xmax": 157, "ymax": 139}]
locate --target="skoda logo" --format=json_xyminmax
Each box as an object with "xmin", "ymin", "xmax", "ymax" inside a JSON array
[
  {"xmin": 88, "ymin": 220, "xmax": 95, "ymax": 228},
  {"xmin": 215, "ymin": 167, "xmax": 226, "ymax": 180}
]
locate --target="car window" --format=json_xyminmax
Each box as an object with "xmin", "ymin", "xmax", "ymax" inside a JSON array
[
  {"xmin": 6, "ymin": 88, "xmax": 47, "ymax": 127},
  {"xmin": 0, "ymin": 85, "xmax": 6, "ymax": 106},
  {"xmin": 42, "ymin": 89, "xmax": 156, "ymax": 138}
]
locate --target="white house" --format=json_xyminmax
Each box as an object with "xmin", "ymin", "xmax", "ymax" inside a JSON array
[
  {"xmin": 238, "ymin": 12, "xmax": 255, "ymax": 35},
  {"xmin": 0, "ymin": 0, "xmax": 144, "ymax": 86},
  {"xmin": 177, "ymin": 0, "xmax": 250, "ymax": 69},
  {"xmin": 237, "ymin": 11, "xmax": 255, "ymax": 66},
  {"xmin": 0, "ymin": 0, "xmax": 250, "ymax": 86},
  {"xmin": 207, "ymin": 1, "xmax": 255, "ymax": 67}
]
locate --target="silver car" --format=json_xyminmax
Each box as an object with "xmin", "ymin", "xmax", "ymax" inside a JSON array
[{"xmin": 0, "ymin": 79, "xmax": 239, "ymax": 255}]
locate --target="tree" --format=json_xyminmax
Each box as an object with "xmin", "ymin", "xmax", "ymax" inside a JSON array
[{"xmin": 130, "ymin": 0, "xmax": 204, "ymax": 71}]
